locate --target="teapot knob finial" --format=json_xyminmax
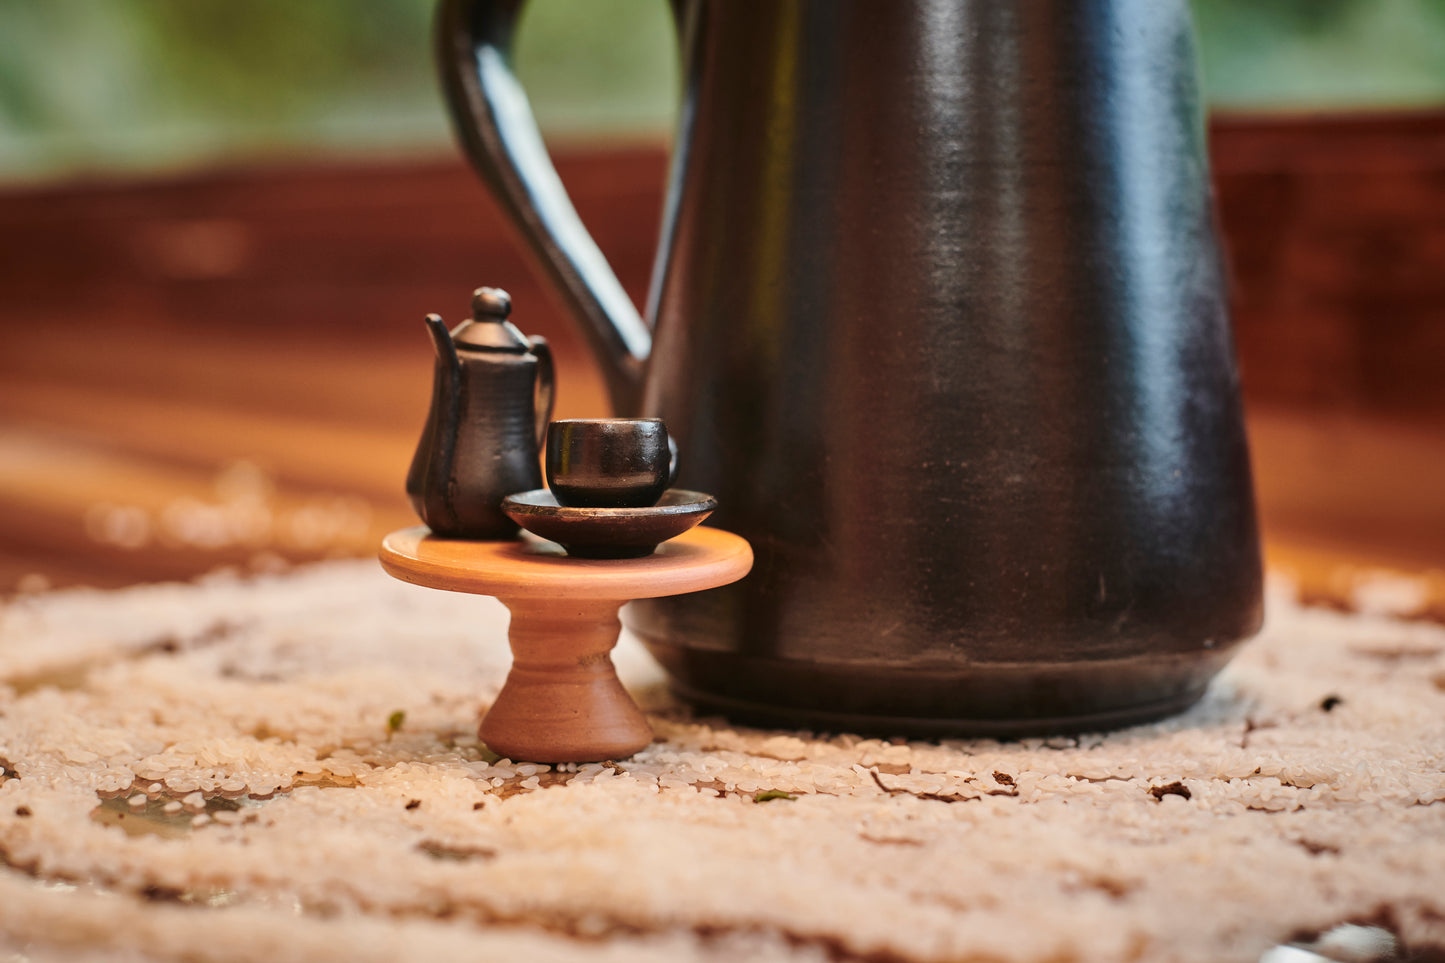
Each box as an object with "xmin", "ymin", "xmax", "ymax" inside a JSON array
[{"xmin": 472, "ymin": 287, "xmax": 512, "ymax": 320}]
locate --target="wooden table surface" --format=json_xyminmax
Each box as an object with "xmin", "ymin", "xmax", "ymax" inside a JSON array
[
  {"xmin": 2, "ymin": 129, "xmax": 1443, "ymax": 620},
  {"xmin": 2, "ymin": 321, "xmax": 1437, "ymax": 616}
]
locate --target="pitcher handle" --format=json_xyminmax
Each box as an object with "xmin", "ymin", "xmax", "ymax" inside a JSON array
[{"xmin": 436, "ymin": 0, "xmax": 654, "ymax": 414}]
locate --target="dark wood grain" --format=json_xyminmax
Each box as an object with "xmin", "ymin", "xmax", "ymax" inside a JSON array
[{"xmin": 1214, "ymin": 112, "xmax": 1445, "ymax": 418}]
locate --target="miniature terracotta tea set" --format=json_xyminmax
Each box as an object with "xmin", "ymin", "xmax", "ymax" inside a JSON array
[{"xmin": 379, "ymin": 288, "xmax": 751, "ymax": 763}]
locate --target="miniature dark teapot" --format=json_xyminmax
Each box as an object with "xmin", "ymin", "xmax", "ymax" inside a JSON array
[{"xmin": 406, "ymin": 287, "xmax": 554, "ymax": 539}]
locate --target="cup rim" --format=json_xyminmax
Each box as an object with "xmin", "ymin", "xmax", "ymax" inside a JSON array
[{"xmin": 549, "ymin": 418, "xmax": 664, "ymax": 428}]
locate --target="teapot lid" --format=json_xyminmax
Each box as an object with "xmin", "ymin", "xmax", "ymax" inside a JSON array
[{"xmin": 450, "ymin": 287, "xmax": 533, "ymax": 353}]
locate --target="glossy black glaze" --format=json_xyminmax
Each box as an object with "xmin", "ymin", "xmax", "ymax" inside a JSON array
[
  {"xmin": 504, "ymin": 489, "xmax": 717, "ymax": 559},
  {"xmin": 438, "ymin": 0, "xmax": 1264, "ymax": 733},
  {"xmin": 407, "ymin": 288, "xmax": 555, "ymax": 538},
  {"xmin": 547, "ymin": 418, "xmax": 671, "ymax": 508}
]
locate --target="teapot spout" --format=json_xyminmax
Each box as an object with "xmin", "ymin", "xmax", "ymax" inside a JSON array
[
  {"xmin": 405, "ymin": 314, "xmax": 464, "ymax": 529},
  {"xmin": 423, "ymin": 313, "xmax": 464, "ymax": 470},
  {"xmin": 425, "ymin": 313, "xmax": 463, "ymax": 390}
]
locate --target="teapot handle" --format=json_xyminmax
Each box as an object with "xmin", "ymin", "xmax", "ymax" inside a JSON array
[
  {"xmin": 529, "ymin": 335, "xmax": 555, "ymax": 449},
  {"xmin": 436, "ymin": 0, "xmax": 661, "ymax": 414}
]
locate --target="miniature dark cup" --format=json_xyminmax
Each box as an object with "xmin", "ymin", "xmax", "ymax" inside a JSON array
[{"xmin": 546, "ymin": 418, "xmax": 672, "ymax": 508}]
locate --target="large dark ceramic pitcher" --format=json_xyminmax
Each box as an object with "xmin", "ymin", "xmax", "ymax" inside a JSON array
[{"xmin": 436, "ymin": 0, "xmax": 1263, "ymax": 735}]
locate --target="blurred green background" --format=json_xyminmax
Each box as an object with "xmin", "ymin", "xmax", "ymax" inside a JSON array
[{"xmin": 1, "ymin": 0, "xmax": 1443, "ymax": 183}]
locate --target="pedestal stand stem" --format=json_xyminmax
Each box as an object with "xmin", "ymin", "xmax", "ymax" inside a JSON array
[{"xmin": 480, "ymin": 597, "xmax": 652, "ymax": 763}]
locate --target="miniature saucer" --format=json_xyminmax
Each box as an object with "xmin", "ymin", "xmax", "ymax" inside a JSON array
[{"xmin": 502, "ymin": 489, "xmax": 718, "ymax": 559}]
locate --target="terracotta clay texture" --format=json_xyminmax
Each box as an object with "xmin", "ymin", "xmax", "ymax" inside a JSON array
[{"xmin": 379, "ymin": 525, "xmax": 752, "ymax": 762}]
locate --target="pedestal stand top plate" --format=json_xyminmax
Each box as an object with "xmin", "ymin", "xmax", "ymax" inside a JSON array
[{"xmin": 379, "ymin": 524, "xmax": 752, "ymax": 601}]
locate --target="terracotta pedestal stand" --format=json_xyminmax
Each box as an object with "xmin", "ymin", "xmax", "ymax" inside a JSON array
[{"xmin": 379, "ymin": 526, "xmax": 752, "ymax": 763}]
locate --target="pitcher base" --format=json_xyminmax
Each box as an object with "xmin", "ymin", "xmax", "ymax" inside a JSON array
[{"xmin": 641, "ymin": 641, "xmax": 1238, "ymax": 738}]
